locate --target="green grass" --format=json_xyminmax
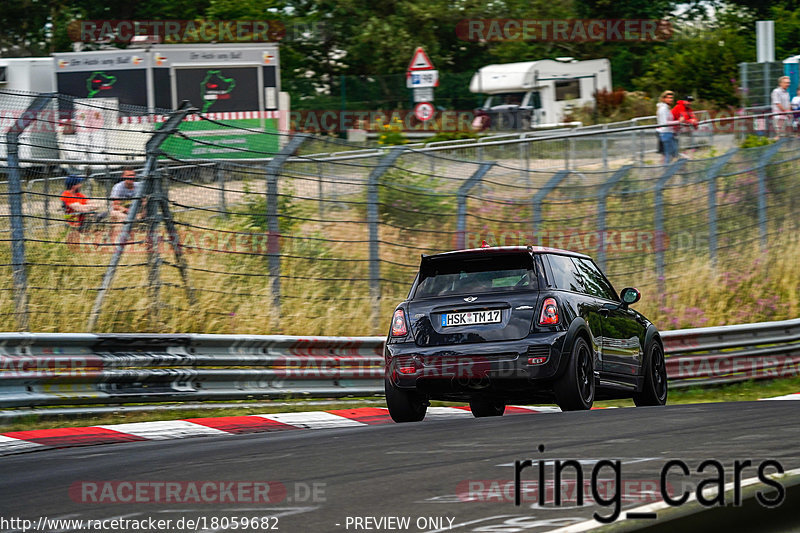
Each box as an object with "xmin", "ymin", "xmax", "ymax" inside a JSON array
[{"xmin": 2, "ymin": 377, "xmax": 796, "ymax": 432}]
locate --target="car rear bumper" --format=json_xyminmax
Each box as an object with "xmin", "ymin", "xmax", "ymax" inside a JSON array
[{"xmin": 384, "ymin": 332, "xmax": 568, "ymax": 391}]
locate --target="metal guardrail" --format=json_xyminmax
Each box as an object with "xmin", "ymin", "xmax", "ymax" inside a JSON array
[
  {"xmin": 662, "ymin": 318, "xmax": 800, "ymax": 388},
  {"xmin": 0, "ymin": 318, "xmax": 798, "ymax": 409},
  {"xmin": 0, "ymin": 107, "xmax": 782, "ymax": 166}
]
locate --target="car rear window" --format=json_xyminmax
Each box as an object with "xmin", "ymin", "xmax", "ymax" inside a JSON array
[{"xmin": 414, "ymin": 253, "xmax": 537, "ymax": 299}]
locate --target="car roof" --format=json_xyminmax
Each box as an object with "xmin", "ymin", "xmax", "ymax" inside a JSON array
[{"xmin": 423, "ymin": 245, "xmax": 592, "ymax": 260}]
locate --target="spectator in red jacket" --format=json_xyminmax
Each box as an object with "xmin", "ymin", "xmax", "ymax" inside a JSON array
[
  {"xmin": 672, "ymin": 96, "xmax": 699, "ymax": 131},
  {"xmin": 671, "ymin": 96, "xmax": 699, "ymax": 158}
]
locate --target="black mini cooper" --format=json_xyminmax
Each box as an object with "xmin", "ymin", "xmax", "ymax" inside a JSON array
[{"xmin": 384, "ymin": 246, "xmax": 667, "ymax": 422}]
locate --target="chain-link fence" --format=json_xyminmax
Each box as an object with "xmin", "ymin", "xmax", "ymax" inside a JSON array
[
  {"xmin": 2, "ymin": 90, "xmax": 800, "ymax": 335},
  {"xmin": 739, "ymin": 61, "xmax": 786, "ymax": 107}
]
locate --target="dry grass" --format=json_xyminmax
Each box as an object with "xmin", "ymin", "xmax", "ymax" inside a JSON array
[{"xmin": 1, "ymin": 162, "xmax": 799, "ymax": 335}]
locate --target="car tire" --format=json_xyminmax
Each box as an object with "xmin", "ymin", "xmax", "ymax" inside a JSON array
[
  {"xmin": 469, "ymin": 396, "xmax": 505, "ymax": 417},
  {"xmin": 633, "ymin": 341, "xmax": 668, "ymax": 406},
  {"xmin": 385, "ymin": 378, "xmax": 427, "ymax": 423},
  {"xmin": 554, "ymin": 336, "xmax": 595, "ymax": 411}
]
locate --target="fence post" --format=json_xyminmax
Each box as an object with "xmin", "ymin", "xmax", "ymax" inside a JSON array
[
  {"xmin": 456, "ymin": 162, "xmax": 495, "ymax": 249},
  {"xmin": 705, "ymin": 148, "xmax": 738, "ymax": 266},
  {"xmin": 653, "ymin": 159, "xmax": 687, "ymax": 300},
  {"xmin": 88, "ymin": 102, "xmax": 194, "ymax": 331},
  {"xmin": 531, "ymin": 170, "xmax": 571, "ymax": 244},
  {"xmin": 601, "ymin": 124, "xmax": 609, "ymax": 170},
  {"xmin": 216, "ymin": 163, "xmax": 227, "ymax": 217},
  {"xmin": 146, "ymin": 166, "xmax": 164, "ymax": 329},
  {"xmin": 756, "ymin": 138, "xmax": 785, "ymax": 250},
  {"xmin": 367, "ymin": 147, "xmax": 406, "ymax": 322},
  {"xmin": 264, "ymin": 134, "xmax": 308, "ymax": 326},
  {"xmin": 317, "ymin": 160, "xmax": 325, "ymax": 221},
  {"xmin": 4, "ymin": 93, "xmax": 54, "ymax": 330},
  {"xmin": 596, "ymin": 165, "xmax": 632, "ymax": 271}
]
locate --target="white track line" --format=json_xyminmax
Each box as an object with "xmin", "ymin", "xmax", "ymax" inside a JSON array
[
  {"xmin": 96, "ymin": 420, "xmax": 231, "ymax": 440},
  {"xmin": 0, "ymin": 434, "xmax": 45, "ymax": 454},
  {"xmin": 423, "ymin": 407, "xmax": 476, "ymax": 420},
  {"xmin": 761, "ymin": 392, "xmax": 800, "ymax": 400},
  {"xmin": 256, "ymin": 411, "xmax": 366, "ymax": 429}
]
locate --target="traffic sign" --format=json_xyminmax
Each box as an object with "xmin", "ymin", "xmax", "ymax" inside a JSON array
[
  {"xmin": 414, "ymin": 102, "xmax": 435, "ymax": 121},
  {"xmin": 413, "ymin": 87, "xmax": 434, "ymax": 103},
  {"xmin": 407, "ymin": 47, "xmax": 435, "ymax": 71},
  {"xmin": 406, "ymin": 70, "xmax": 439, "ymax": 88}
]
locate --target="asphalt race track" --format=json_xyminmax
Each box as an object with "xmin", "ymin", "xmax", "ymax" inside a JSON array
[{"xmin": 1, "ymin": 401, "xmax": 798, "ymax": 533}]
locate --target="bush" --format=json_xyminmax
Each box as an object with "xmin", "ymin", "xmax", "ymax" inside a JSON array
[
  {"xmin": 351, "ymin": 170, "xmax": 456, "ymax": 229},
  {"xmin": 740, "ymin": 134, "xmax": 774, "ymax": 149},
  {"xmin": 378, "ymin": 171, "xmax": 455, "ymax": 229},
  {"xmin": 377, "ymin": 117, "xmax": 408, "ymax": 145},
  {"xmin": 240, "ymin": 182, "xmax": 302, "ymax": 235}
]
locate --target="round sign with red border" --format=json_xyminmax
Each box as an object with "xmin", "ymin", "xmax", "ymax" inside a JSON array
[{"xmin": 414, "ymin": 102, "xmax": 435, "ymax": 122}]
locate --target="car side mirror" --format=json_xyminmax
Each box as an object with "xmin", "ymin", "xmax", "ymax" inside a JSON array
[{"xmin": 620, "ymin": 287, "xmax": 641, "ymax": 307}]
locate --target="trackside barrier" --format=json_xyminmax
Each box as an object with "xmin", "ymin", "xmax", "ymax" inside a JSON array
[{"xmin": 0, "ymin": 318, "xmax": 798, "ymax": 408}]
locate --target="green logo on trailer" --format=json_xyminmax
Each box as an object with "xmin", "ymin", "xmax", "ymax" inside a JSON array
[
  {"xmin": 201, "ymin": 70, "xmax": 236, "ymax": 112},
  {"xmin": 86, "ymin": 71, "xmax": 117, "ymax": 98}
]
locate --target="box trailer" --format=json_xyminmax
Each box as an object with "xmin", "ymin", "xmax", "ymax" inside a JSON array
[
  {"xmin": 469, "ymin": 58, "xmax": 612, "ymax": 129},
  {"xmin": 52, "ymin": 43, "xmax": 285, "ymax": 165}
]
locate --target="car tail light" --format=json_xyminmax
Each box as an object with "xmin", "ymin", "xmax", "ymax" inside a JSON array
[
  {"xmin": 528, "ymin": 357, "xmax": 548, "ymax": 365},
  {"xmin": 539, "ymin": 298, "xmax": 559, "ymax": 325},
  {"xmin": 391, "ymin": 309, "xmax": 408, "ymax": 337}
]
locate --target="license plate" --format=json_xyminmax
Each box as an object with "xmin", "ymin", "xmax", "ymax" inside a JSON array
[{"xmin": 441, "ymin": 309, "xmax": 502, "ymax": 327}]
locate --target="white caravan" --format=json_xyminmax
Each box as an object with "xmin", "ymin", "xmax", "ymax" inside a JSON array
[{"xmin": 469, "ymin": 58, "xmax": 612, "ymax": 128}]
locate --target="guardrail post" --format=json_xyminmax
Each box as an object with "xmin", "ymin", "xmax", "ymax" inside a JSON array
[
  {"xmin": 639, "ymin": 128, "xmax": 646, "ymax": 163},
  {"xmin": 265, "ymin": 134, "xmax": 309, "ymax": 326},
  {"xmin": 532, "ymin": 170, "xmax": 571, "ymax": 244},
  {"xmin": 654, "ymin": 159, "xmax": 687, "ymax": 301},
  {"xmin": 756, "ymin": 138, "xmax": 785, "ymax": 250},
  {"xmin": 368, "ymin": 147, "xmax": 406, "ymax": 321},
  {"xmin": 88, "ymin": 102, "xmax": 194, "ymax": 331},
  {"xmin": 596, "ymin": 165, "xmax": 632, "ymax": 271},
  {"xmin": 4, "ymin": 93, "xmax": 54, "ymax": 331},
  {"xmin": 705, "ymin": 148, "xmax": 738, "ymax": 266},
  {"xmin": 456, "ymin": 162, "xmax": 495, "ymax": 249}
]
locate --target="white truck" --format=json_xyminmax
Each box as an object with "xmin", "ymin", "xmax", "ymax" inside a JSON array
[
  {"xmin": 469, "ymin": 58, "xmax": 612, "ymax": 129},
  {"xmin": 0, "ymin": 58, "xmax": 59, "ymax": 163},
  {"xmin": 0, "ymin": 57, "xmax": 56, "ymax": 93}
]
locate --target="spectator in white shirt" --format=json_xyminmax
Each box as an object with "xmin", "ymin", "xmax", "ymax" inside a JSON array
[
  {"xmin": 110, "ymin": 168, "xmax": 144, "ymax": 221},
  {"xmin": 656, "ymin": 91, "xmax": 677, "ymax": 164},
  {"xmin": 771, "ymin": 76, "xmax": 791, "ymax": 138}
]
